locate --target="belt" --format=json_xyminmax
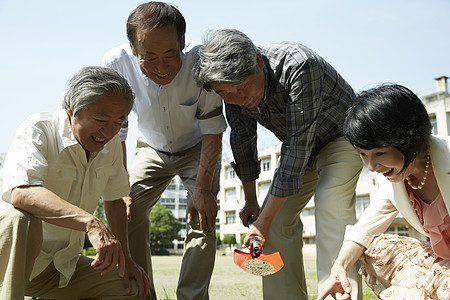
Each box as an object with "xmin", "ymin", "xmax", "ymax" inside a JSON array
[
  {"xmin": 136, "ymin": 138, "xmax": 201, "ymax": 157},
  {"xmin": 155, "ymin": 142, "xmax": 201, "ymax": 157}
]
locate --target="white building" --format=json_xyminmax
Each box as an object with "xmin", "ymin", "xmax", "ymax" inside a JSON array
[
  {"xmin": 158, "ymin": 176, "xmax": 190, "ymax": 253},
  {"xmin": 218, "ymin": 76, "xmax": 450, "ymax": 246}
]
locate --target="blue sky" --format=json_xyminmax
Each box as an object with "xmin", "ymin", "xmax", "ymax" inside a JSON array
[{"xmin": 1, "ymin": 0, "xmax": 449, "ymax": 162}]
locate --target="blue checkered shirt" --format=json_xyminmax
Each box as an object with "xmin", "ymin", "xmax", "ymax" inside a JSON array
[{"xmin": 226, "ymin": 42, "xmax": 356, "ymax": 197}]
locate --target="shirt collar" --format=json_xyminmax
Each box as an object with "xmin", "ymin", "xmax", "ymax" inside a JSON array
[{"xmin": 55, "ymin": 110, "xmax": 108, "ymax": 157}]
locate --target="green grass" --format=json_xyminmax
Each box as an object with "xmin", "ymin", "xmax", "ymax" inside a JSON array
[{"xmin": 151, "ymin": 249, "xmax": 378, "ymax": 299}]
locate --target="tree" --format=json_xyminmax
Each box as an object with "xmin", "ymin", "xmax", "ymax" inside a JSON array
[
  {"xmin": 150, "ymin": 202, "xmax": 183, "ymax": 255},
  {"xmin": 216, "ymin": 234, "xmax": 222, "ymax": 249},
  {"xmin": 222, "ymin": 234, "xmax": 236, "ymax": 247},
  {"xmin": 94, "ymin": 198, "xmax": 107, "ymax": 225},
  {"xmin": 84, "ymin": 198, "xmax": 107, "ymax": 250}
]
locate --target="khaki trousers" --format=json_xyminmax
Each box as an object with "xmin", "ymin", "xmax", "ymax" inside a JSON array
[
  {"xmin": 0, "ymin": 204, "xmax": 140, "ymax": 300},
  {"xmin": 128, "ymin": 139, "xmax": 220, "ymax": 300},
  {"xmin": 262, "ymin": 137, "xmax": 363, "ymax": 300}
]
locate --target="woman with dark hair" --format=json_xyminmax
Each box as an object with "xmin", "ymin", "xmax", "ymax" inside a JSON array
[{"xmin": 318, "ymin": 84, "xmax": 450, "ymax": 300}]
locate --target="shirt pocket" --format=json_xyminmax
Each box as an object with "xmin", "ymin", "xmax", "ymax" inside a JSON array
[
  {"xmin": 93, "ymin": 165, "xmax": 116, "ymax": 201},
  {"xmin": 179, "ymin": 101, "xmax": 199, "ymax": 118},
  {"xmin": 46, "ymin": 164, "xmax": 77, "ymax": 201}
]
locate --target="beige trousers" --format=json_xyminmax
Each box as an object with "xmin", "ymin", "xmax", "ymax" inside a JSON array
[
  {"xmin": 262, "ymin": 137, "xmax": 363, "ymax": 300},
  {"xmin": 0, "ymin": 204, "xmax": 140, "ymax": 300},
  {"xmin": 128, "ymin": 139, "xmax": 220, "ymax": 300}
]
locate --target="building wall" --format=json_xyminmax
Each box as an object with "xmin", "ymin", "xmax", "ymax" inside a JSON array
[{"xmin": 158, "ymin": 175, "xmax": 221, "ymax": 253}]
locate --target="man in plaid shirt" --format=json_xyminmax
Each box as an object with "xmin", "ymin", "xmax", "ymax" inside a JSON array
[{"xmin": 193, "ymin": 29, "xmax": 363, "ymax": 300}]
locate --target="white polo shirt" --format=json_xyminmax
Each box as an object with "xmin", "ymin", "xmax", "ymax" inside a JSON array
[
  {"xmin": 102, "ymin": 41, "xmax": 227, "ymax": 153},
  {"xmin": 0, "ymin": 110, "xmax": 130, "ymax": 287}
]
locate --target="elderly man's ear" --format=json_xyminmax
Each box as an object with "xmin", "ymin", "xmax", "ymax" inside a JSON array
[{"xmin": 256, "ymin": 53, "xmax": 264, "ymax": 70}]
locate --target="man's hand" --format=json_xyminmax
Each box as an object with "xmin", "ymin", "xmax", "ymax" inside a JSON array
[
  {"xmin": 87, "ymin": 220, "xmax": 125, "ymax": 276},
  {"xmin": 187, "ymin": 187, "xmax": 218, "ymax": 232},
  {"xmin": 121, "ymin": 257, "xmax": 151, "ymax": 298},
  {"xmin": 242, "ymin": 216, "xmax": 270, "ymax": 249},
  {"xmin": 122, "ymin": 195, "xmax": 133, "ymax": 220},
  {"xmin": 317, "ymin": 265, "xmax": 352, "ymax": 300},
  {"xmin": 239, "ymin": 201, "xmax": 260, "ymax": 227}
]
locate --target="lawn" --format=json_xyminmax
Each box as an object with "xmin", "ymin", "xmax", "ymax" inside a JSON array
[{"xmin": 151, "ymin": 245, "xmax": 378, "ymax": 300}]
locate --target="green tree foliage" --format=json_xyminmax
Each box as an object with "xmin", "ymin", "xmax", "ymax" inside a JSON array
[
  {"xmin": 150, "ymin": 202, "xmax": 183, "ymax": 255},
  {"xmin": 84, "ymin": 198, "xmax": 107, "ymax": 250},
  {"xmin": 216, "ymin": 234, "xmax": 222, "ymax": 248},
  {"xmin": 94, "ymin": 198, "xmax": 107, "ymax": 225},
  {"xmin": 222, "ymin": 234, "xmax": 236, "ymax": 246}
]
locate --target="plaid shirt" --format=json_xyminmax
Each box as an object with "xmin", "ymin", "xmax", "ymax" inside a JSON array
[{"xmin": 226, "ymin": 42, "xmax": 356, "ymax": 197}]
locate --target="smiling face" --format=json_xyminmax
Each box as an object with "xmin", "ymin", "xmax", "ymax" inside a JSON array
[
  {"xmin": 210, "ymin": 54, "xmax": 265, "ymax": 108},
  {"xmin": 131, "ymin": 25, "xmax": 183, "ymax": 86},
  {"xmin": 68, "ymin": 94, "xmax": 128, "ymax": 157},
  {"xmin": 355, "ymin": 146, "xmax": 408, "ymax": 182}
]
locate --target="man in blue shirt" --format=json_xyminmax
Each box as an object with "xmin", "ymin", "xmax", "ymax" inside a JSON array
[{"xmin": 193, "ymin": 29, "xmax": 363, "ymax": 300}]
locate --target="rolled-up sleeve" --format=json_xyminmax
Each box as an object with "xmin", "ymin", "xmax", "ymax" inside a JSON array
[{"xmin": 197, "ymin": 90, "xmax": 227, "ymax": 135}]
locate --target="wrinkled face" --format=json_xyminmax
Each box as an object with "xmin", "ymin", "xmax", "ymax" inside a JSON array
[
  {"xmin": 210, "ymin": 54, "xmax": 265, "ymax": 108},
  {"xmin": 131, "ymin": 25, "xmax": 183, "ymax": 86},
  {"xmin": 355, "ymin": 146, "xmax": 407, "ymax": 182},
  {"xmin": 68, "ymin": 94, "xmax": 128, "ymax": 157}
]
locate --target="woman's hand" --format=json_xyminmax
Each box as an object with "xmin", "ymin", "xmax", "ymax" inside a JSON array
[{"xmin": 317, "ymin": 264, "xmax": 352, "ymax": 300}]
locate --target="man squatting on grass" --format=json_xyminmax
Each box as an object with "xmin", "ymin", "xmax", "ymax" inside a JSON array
[{"xmin": 0, "ymin": 66, "xmax": 150, "ymax": 300}]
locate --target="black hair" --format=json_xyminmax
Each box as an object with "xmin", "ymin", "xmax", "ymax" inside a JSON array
[
  {"xmin": 343, "ymin": 84, "xmax": 432, "ymax": 172},
  {"xmin": 127, "ymin": 2, "xmax": 186, "ymax": 49}
]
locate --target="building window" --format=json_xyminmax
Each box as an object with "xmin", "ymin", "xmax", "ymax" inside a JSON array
[
  {"xmin": 429, "ymin": 115, "xmax": 437, "ymax": 134},
  {"xmin": 303, "ymin": 237, "xmax": 316, "ymax": 244},
  {"xmin": 258, "ymin": 181, "xmax": 271, "ymax": 198},
  {"xmin": 301, "ymin": 207, "xmax": 315, "ymax": 217},
  {"xmin": 261, "ymin": 157, "xmax": 271, "ymax": 172},
  {"xmin": 386, "ymin": 225, "xmax": 409, "ymax": 236},
  {"xmin": 356, "ymin": 194, "xmax": 370, "ymax": 218},
  {"xmin": 397, "ymin": 226, "xmax": 409, "ymax": 236},
  {"xmin": 225, "ymin": 211, "xmax": 236, "ymax": 224},
  {"xmin": 225, "ymin": 188, "xmax": 236, "ymax": 202},
  {"xmin": 167, "ymin": 184, "xmax": 177, "ymax": 190},
  {"xmin": 160, "ymin": 197, "xmax": 175, "ymax": 204},
  {"xmin": 226, "ymin": 166, "xmax": 236, "ymax": 179}
]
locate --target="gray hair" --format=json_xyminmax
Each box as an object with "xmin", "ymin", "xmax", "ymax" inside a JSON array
[
  {"xmin": 62, "ymin": 66, "xmax": 134, "ymax": 116},
  {"xmin": 193, "ymin": 29, "xmax": 259, "ymax": 92}
]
